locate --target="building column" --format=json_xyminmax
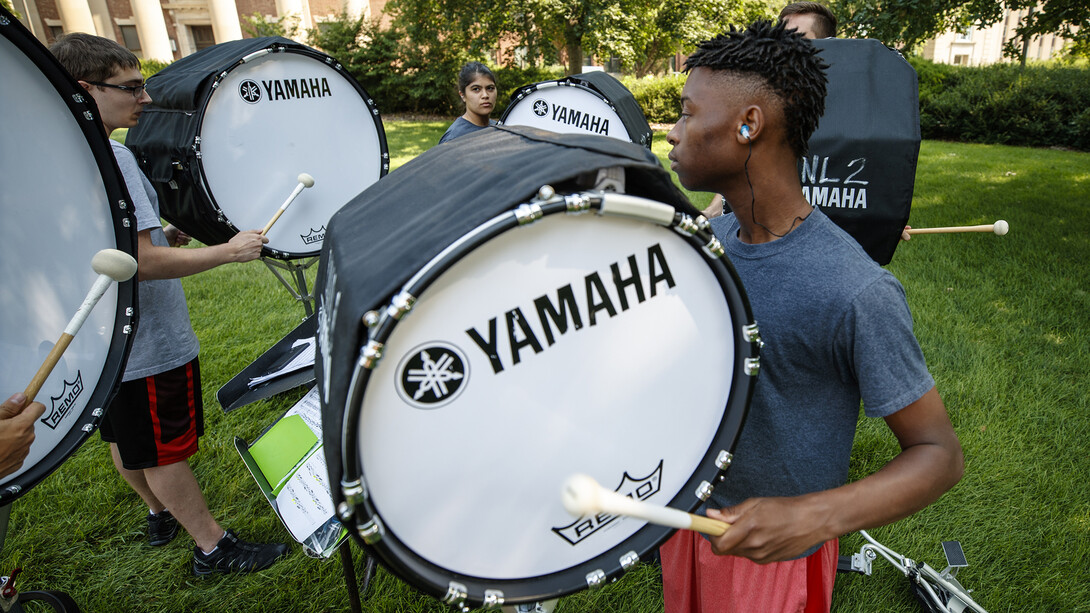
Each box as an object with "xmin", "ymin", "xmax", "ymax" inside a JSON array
[
  {"xmin": 344, "ymin": 0, "xmax": 370, "ymax": 20},
  {"xmin": 87, "ymin": 0, "xmax": 113, "ymax": 37},
  {"xmin": 275, "ymin": 0, "xmax": 312, "ymax": 40},
  {"xmin": 55, "ymin": 0, "xmax": 96, "ymax": 35},
  {"xmin": 208, "ymin": 0, "xmax": 243, "ymax": 43},
  {"xmin": 130, "ymin": 0, "xmax": 173, "ymax": 61}
]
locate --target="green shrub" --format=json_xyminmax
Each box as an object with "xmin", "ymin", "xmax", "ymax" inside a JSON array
[
  {"xmin": 493, "ymin": 65, "xmax": 566, "ymax": 115},
  {"xmin": 623, "ymin": 73, "xmax": 685, "ymax": 124},
  {"xmin": 909, "ymin": 56, "xmax": 1090, "ymax": 151},
  {"xmin": 139, "ymin": 58, "xmax": 170, "ymax": 79}
]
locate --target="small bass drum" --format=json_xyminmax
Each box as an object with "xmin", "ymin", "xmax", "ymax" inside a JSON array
[
  {"xmin": 0, "ymin": 9, "xmax": 136, "ymax": 503},
  {"xmin": 317, "ymin": 126, "xmax": 758, "ymax": 608},
  {"xmin": 126, "ymin": 37, "xmax": 388, "ymax": 259},
  {"xmin": 501, "ymin": 72, "xmax": 653, "ymax": 149}
]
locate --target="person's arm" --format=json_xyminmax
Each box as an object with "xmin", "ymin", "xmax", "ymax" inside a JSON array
[
  {"xmin": 136, "ymin": 228, "xmax": 267, "ymax": 281},
  {"xmin": 706, "ymin": 386, "xmax": 963, "ymax": 563},
  {"xmin": 0, "ymin": 393, "xmax": 46, "ymax": 479}
]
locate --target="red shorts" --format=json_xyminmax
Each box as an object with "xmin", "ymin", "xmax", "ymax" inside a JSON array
[
  {"xmin": 660, "ymin": 529, "xmax": 838, "ymax": 613},
  {"xmin": 100, "ymin": 358, "xmax": 203, "ymax": 469}
]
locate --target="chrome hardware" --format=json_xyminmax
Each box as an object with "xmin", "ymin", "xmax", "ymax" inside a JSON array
[
  {"xmin": 92, "ymin": 408, "xmax": 104, "ymax": 418},
  {"xmin": 337, "ymin": 502, "xmax": 353, "ymax": 522},
  {"xmin": 674, "ymin": 215, "xmax": 700, "ymax": 236},
  {"xmin": 565, "ymin": 193, "xmax": 593, "ymax": 214},
  {"xmin": 482, "ymin": 590, "xmax": 505, "ymax": 608},
  {"xmin": 362, "ymin": 310, "xmax": 380, "ymax": 327},
  {"xmin": 536, "ymin": 185, "xmax": 556, "ymax": 201},
  {"xmin": 443, "ymin": 582, "xmax": 469, "ymax": 608},
  {"xmin": 743, "ymin": 323, "xmax": 764, "ymax": 348},
  {"xmin": 620, "ymin": 551, "xmax": 640, "ymax": 570},
  {"xmin": 361, "ymin": 340, "xmax": 384, "ymax": 370},
  {"xmin": 585, "ymin": 569, "xmax": 607, "ymax": 589},
  {"xmin": 716, "ymin": 450, "xmax": 733, "ymax": 470},
  {"xmin": 696, "ymin": 480, "xmax": 714, "ymax": 501},
  {"xmin": 122, "ymin": 325, "xmax": 132, "ymax": 334},
  {"xmin": 744, "ymin": 357, "xmax": 760, "ymax": 376},
  {"xmin": 359, "ymin": 517, "xmax": 384, "ymax": 544},
  {"xmin": 702, "ymin": 236, "xmax": 725, "ymax": 258},
  {"xmin": 388, "ymin": 291, "xmax": 416, "ymax": 319},
  {"xmin": 515, "ymin": 203, "xmax": 543, "ymax": 225}
]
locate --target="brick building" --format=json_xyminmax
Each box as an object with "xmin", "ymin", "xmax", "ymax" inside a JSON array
[{"xmin": 10, "ymin": 0, "xmax": 388, "ymax": 61}]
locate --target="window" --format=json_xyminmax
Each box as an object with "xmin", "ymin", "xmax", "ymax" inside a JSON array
[
  {"xmin": 953, "ymin": 54, "xmax": 970, "ymax": 65},
  {"xmin": 120, "ymin": 25, "xmax": 142, "ymax": 57},
  {"xmin": 191, "ymin": 25, "xmax": 215, "ymax": 51},
  {"xmin": 48, "ymin": 25, "xmax": 64, "ymax": 42},
  {"xmin": 956, "ymin": 28, "xmax": 972, "ymax": 42}
]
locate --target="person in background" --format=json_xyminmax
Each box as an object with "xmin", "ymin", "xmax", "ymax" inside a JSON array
[
  {"xmin": 704, "ymin": 2, "xmax": 836, "ymax": 219},
  {"xmin": 439, "ymin": 61, "xmax": 499, "ymax": 144},
  {"xmin": 661, "ymin": 21, "xmax": 963, "ymax": 612},
  {"xmin": 49, "ymin": 33, "xmax": 288, "ymax": 577}
]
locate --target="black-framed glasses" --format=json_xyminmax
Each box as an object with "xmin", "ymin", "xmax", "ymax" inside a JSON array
[{"xmin": 86, "ymin": 80, "xmax": 147, "ymax": 98}]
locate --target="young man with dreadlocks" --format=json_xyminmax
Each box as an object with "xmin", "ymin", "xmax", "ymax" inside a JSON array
[{"xmin": 662, "ymin": 22, "xmax": 963, "ymax": 612}]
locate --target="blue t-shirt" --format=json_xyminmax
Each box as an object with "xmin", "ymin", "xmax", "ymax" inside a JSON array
[
  {"xmin": 438, "ymin": 117, "xmax": 495, "ymax": 144},
  {"xmin": 707, "ymin": 208, "xmax": 933, "ymax": 532}
]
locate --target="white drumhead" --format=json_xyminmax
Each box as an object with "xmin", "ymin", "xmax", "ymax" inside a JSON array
[
  {"xmin": 0, "ymin": 35, "xmax": 121, "ymax": 485},
  {"xmin": 358, "ymin": 213, "xmax": 736, "ymax": 579},
  {"xmin": 503, "ymin": 83, "xmax": 632, "ymax": 142},
  {"xmin": 199, "ymin": 51, "xmax": 383, "ymax": 255}
]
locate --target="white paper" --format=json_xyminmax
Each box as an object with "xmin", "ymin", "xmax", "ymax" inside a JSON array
[
  {"xmin": 248, "ymin": 338, "xmax": 316, "ymax": 388},
  {"xmin": 283, "ymin": 386, "xmax": 322, "ymax": 438},
  {"xmin": 275, "ymin": 446, "xmax": 334, "ymax": 543}
]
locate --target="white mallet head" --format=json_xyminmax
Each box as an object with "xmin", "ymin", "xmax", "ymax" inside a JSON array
[
  {"xmin": 91, "ymin": 249, "xmax": 138, "ymax": 282},
  {"xmin": 562, "ymin": 474, "xmax": 603, "ymax": 517},
  {"xmin": 297, "ymin": 173, "xmax": 315, "ymax": 188},
  {"xmin": 993, "ymin": 220, "xmax": 1009, "ymax": 236}
]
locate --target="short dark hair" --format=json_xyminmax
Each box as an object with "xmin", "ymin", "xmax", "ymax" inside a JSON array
[
  {"xmin": 779, "ymin": 2, "xmax": 838, "ymax": 38},
  {"xmin": 49, "ymin": 32, "xmax": 140, "ymax": 83},
  {"xmin": 685, "ymin": 20, "xmax": 827, "ymax": 158},
  {"xmin": 457, "ymin": 61, "xmax": 496, "ymax": 93}
]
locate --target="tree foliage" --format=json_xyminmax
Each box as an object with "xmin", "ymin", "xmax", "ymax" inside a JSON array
[
  {"xmin": 241, "ymin": 11, "xmax": 300, "ymax": 39},
  {"xmin": 829, "ymin": 0, "xmax": 1090, "ymax": 59}
]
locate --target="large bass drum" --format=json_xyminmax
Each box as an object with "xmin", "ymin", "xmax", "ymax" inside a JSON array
[
  {"xmin": 501, "ymin": 72, "xmax": 653, "ymax": 149},
  {"xmin": 317, "ymin": 126, "xmax": 758, "ymax": 607},
  {"xmin": 0, "ymin": 9, "xmax": 136, "ymax": 503},
  {"xmin": 126, "ymin": 37, "xmax": 388, "ymax": 259}
]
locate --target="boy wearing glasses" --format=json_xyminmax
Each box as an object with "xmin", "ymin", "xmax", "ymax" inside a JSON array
[{"xmin": 49, "ymin": 33, "xmax": 286, "ymax": 576}]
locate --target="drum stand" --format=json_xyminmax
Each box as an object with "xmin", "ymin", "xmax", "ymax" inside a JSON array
[
  {"xmin": 262, "ymin": 256, "xmax": 318, "ymax": 317},
  {"xmin": 0, "ymin": 505, "xmax": 80, "ymax": 613}
]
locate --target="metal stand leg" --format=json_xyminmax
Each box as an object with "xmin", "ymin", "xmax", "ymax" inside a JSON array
[
  {"xmin": 1, "ymin": 505, "xmax": 81, "ymax": 613},
  {"xmin": 261, "ymin": 256, "xmax": 318, "ymax": 317},
  {"xmin": 338, "ymin": 542, "xmax": 377, "ymax": 613}
]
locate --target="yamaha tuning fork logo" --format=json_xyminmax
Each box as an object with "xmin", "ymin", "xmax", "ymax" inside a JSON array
[
  {"xmin": 239, "ymin": 80, "xmax": 262, "ymax": 104},
  {"xmin": 396, "ymin": 343, "xmax": 469, "ymax": 409},
  {"xmin": 532, "ymin": 99, "xmax": 550, "ymax": 117}
]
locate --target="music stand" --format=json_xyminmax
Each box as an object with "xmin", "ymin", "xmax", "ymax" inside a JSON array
[{"xmin": 217, "ymin": 315, "xmax": 316, "ymax": 413}]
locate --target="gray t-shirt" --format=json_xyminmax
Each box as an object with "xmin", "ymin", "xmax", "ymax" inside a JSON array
[
  {"xmin": 438, "ymin": 117, "xmax": 495, "ymax": 144},
  {"xmin": 706, "ymin": 208, "xmax": 933, "ymax": 553},
  {"xmin": 111, "ymin": 140, "xmax": 199, "ymax": 381}
]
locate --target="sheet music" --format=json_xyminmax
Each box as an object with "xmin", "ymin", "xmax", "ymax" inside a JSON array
[
  {"xmin": 283, "ymin": 386, "xmax": 322, "ymax": 437},
  {"xmin": 275, "ymin": 446, "xmax": 334, "ymax": 543},
  {"xmin": 248, "ymin": 338, "xmax": 315, "ymax": 388}
]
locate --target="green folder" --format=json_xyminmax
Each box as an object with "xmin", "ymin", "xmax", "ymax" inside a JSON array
[{"xmin": 246, "ymin": 415, "xmax": 318, "ymax": 495}]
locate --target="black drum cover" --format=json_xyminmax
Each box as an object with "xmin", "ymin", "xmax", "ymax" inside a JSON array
[
  {"xmin": 808, "ymin": 38, "xmax": 921, "ymax": 265},
  {"xmin": 0, "ymin": 8, "xmax": 137, "ymax": 503},
  {"xmin": 126, "ymin": 37, "xmax": 389, "ymax": 259},
  {"xmin": 317, "ymin": 126, "xmax": 762, "ymax": 606}
]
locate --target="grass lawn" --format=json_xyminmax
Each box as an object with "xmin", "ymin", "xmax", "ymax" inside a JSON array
[{"xmin": 2, "ymin": 123, "xmax": 1087, "ymax": 612}]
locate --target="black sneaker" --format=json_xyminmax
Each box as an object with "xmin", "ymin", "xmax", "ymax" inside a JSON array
[
  {"xmin": 192, "ymin": 530, "xmax": 288, "ymax": 576},
  {"xmin": 147, "ymin": 510, "xmax": 178, "ymax": 546}
]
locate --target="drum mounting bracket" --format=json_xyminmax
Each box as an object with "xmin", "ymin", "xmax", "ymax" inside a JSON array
[{"xmin": 261, "ymin": 256, "xmax": 318, "ymax": 317}]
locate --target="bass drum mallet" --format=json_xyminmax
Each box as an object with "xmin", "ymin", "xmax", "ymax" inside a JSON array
[
  {"xmin": 23, "ymin": 249, "xmax": 138, "ymax": 401},
  {"xmin": 562, "ymin": 473, "xmax": 730, "ymax": 536},
  {"xmin": 261, "ymin": 173, "xmax": 315, "ymax": 236}
]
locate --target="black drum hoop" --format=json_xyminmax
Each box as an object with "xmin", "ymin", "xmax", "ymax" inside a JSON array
[
  {"xmin": 338, "ymin": 190, "xmax": 758, "ymax": 608},
  {"xmin": 0, "ymin": 9, "xmax": 137, "ymax": 504},
  {"xmin": 188, "ymin": 43, "xmax": 388, "ymax": 260}
]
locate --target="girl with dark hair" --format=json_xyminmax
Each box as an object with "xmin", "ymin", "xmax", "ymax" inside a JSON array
[{"xmin": 439, "ymin": 61, "xmax": 498, "ymax": 144}]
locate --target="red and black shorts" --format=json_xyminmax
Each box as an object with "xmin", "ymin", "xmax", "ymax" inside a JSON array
[{"xmin": 101, "ymin": 357, "xmax": 204, "ymax": 469}]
